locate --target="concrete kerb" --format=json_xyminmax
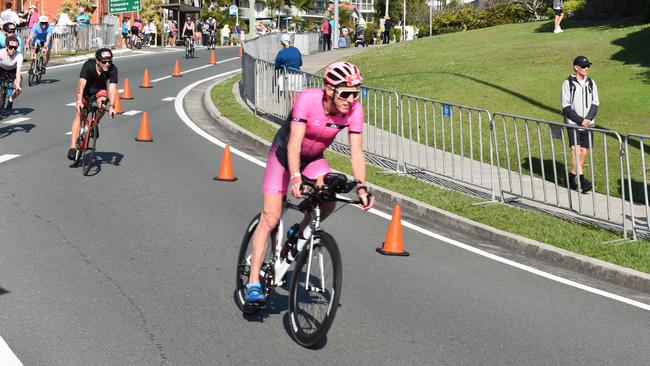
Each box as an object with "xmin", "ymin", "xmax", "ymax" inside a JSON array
[{"xmin": 200, "ymin": 76, "xmax": 650, "ymax": 295}]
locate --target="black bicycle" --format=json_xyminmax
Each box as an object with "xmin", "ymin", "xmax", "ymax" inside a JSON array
[
  {"xmin": 236, "ymin": 173, "xmax": 369, "ymax": 348},
  {"xmin": 207, "ymin": 31, "xmax": 216, "ymax": 50},
  {"xmin": 28, "ymin": 42, "xmax": 45, "ymax": 87},
  {"xmin": 185, "ymin": 36, "xmax": 195, "ymax": 59},
  {"xmin": 0, "ymin": 73, "xmax": 14, "ymax": 117}
]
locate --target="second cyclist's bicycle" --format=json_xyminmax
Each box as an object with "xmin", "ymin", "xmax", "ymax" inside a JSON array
[
  {"xmin": 207, "ymin": 31, "xmax": 216, "ymax": 50},
  {"xmin": 0, "ymin": 73, "xmax": 14, "ymax": 116},
  {"xmin": 235, "ymin": 173, "xmax": 369, "ymax": 348},
  {"xmin": 73, "ymin": 97, "xmax": 106, "ymax": 175},
  {"xmin": 28, "ymin": 42, "xmax": 45, "ymax": 86},
  {"xmin": 185, "ymin": 36, "xmax": 195, "ymax": 59}
]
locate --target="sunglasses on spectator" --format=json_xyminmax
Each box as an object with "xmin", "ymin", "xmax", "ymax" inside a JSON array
[
  {"xmin": 6, "ymin": 30, "xmax": 14, "ymax": 33},
  {"xmin": 578, "ymin": 64, "xmax": 591, "ymax": 69},
  {"xmin": 7, "ymin": 45, "xmax": 17, "ymax": 50},
  {"xmin": 334, "ymin": 88, "xmax": 360, "ymax": 100}
]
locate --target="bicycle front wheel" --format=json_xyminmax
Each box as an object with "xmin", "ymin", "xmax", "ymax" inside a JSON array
[
  {"xmin": 35, "ymin": 58, "xmax": 43, "ymax": 84},
  {"xmin": 81, "ymin": 123, "xmax": 97, "ymax": 175},
  {"xmin": 28, "ymin": 61, "xmax": 36, "ymax": 86},
  {"xmin": 235, "ymin": 213, "xmax": 276, "ymax": 315},
  {"xmin": 288, "ymin": 231, "xmax": 342, "ymax": 348}
]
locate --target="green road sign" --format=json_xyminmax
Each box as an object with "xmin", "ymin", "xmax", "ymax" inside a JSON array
[{"xmin": 109, "ymin": 0, "xmax": 142, "ymax": 14}]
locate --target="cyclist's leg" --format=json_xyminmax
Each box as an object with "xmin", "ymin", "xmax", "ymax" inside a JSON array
[
  {"xmin": 43, "ymin": 41, "xmax": 52, "ymax": 66},
  {"xmin": 94, "ymin": 90, "xmax": 109, "ymax": 123}
]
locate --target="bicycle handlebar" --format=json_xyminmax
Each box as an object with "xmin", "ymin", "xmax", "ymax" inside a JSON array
[{"xmin": 299, "ymin": 172, "xmax": 371, "ymax": 206}]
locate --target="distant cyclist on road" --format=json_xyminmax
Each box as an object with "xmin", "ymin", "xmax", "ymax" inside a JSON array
[
  {"xmin": 67, "ymin": 48, "xmax": 117, "ymax": 161},
  {"xmin": 205, "ymin": 16, "xmax": 216, "ymax": 48},
  {"xmin": 26, "ymin": 16, "xmax": 53, "ymax": 69},
  {"xmin": 0, "ymin": 36, "xmax": 23, "ymax": 110},
  {"xmin": 182, "ymin": 16, "xmax": 195, "ymax": 45},
  {"xmin": 243, "ymin": 62, "xmax": 375, "ymax": 308}
]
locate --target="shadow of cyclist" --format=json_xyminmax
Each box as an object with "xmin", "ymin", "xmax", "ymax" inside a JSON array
[{"xmin": 0, "ymin": 123, "xmax": 35, "ymax": 138}]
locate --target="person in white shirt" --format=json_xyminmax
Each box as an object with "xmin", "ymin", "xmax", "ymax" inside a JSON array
[
  {"xmin": 0, "ymin": 36, "xmax": 23, "ymax": 110},
  {"xmin": 0, "ymin": 2, "xmax": 20, "ymax": 25}
]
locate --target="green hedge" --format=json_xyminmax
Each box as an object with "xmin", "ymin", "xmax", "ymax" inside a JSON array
[{"xmin": 431, "ymin": 3, "xmax": 528, "ymax": 36}]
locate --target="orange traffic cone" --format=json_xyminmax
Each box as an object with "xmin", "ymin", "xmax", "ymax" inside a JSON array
[
  {"xmin": 121, "ymin": 77, "xmax": 133, "ymax": 99},
  {"xmin": 239, "ymin": 46, "xmax": 243, "ymax": 57},
  {"xmin": 172, "ymin": 59, "xmax": 182, "ymax": 77},
  {"xmin": 135, "ymin": 111, "xmax": 153, "ymax": 142},
  {"xmin": 113, "ymin": 89, "xmax": 122, "ymax": 114},
  {"xmin": 209, "ymin": 50, "xmax": 216, "ymax": 65},
  {"xmin": 213, "ymin": 145, "xmax": 237, "ymax": 182},
  {"xmin": 376, "ymin": 205, "xmax": 410, "ymax": 256},
  {"xmin": 140, "ymin": 68, "xmax": 152, "ymax": 88}
]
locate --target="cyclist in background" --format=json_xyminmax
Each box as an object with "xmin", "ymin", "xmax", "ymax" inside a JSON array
[
  {"xmin": 0, "ymin": 22, "xmax": 23, "ymax": 53},
  {"xmin": 182, "ymin": 16, "xmax": 195, "ymax": 45},
  {"xmin": 67, "ymin": 48, "xmax": 117, "ymax": 161},
  {"xmin": 244, "ymin": 62, "xmax": 375, "ymax": 308},
  {"xmin": 131, "ymin": 17, "xmax": 143, "ymax": 44},
  {"xmin": 0, "ymin": 36, "xmax": 24, "ymax": 110},
  {"xmin": 26, "ymin": 16, "xmax": 53, "ymax": 69},
  {"xmin": 205, "ymin": 17, "xmax": 216, "ymax": 48}
]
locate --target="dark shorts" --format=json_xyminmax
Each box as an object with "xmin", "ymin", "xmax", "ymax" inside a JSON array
[
  {"xmin": 83, "ymin": 89, "xmax": 109, "ymax": 106},
  {"xmin": 122, "ymin": 32, "xmax": 128, "ymax": 39},
  {"xmin": 554, "ymin": 8, "xmax": 564, "ymax": 16},
  {"xmin": 567, "ymin": 128, "xmax": 593, "ymax": 148},
  {"xmin": 0, "ymin": 68, "xmax": 17, "ymax": 81},
  {"xmin": 184, "ymin": 29, "xmax": 194, "ymax": 38}
]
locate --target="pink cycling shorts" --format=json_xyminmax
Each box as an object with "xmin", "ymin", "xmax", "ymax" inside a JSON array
[{"xmin": 262, "ymin": 146, "xmax": 331, "ymax": 195}]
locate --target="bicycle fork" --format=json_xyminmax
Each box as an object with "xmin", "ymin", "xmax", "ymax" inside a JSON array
[{"xmin": 304, "ymin": 205, "xmax": 326, "ymax": 294}]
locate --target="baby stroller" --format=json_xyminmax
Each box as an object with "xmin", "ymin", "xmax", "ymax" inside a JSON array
[{"xmin": 354, "ymin": 24, "xmax": 367, "ymax": 47}]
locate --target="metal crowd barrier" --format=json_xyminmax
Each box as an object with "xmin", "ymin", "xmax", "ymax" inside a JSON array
[
  {"xmin": 400, "ymin": 95, "xmax": 496, "ymax": 197},
  {"xmin": 624, "ymin": 134, "xmax": 650, "ymax": 239},
  {"xmin": 17, "ymin": 25, "xmax": 115, "ymax": 60},
  {"xmin": 492, "ymin": 113, "xmax": 627, "ymax": 234}
]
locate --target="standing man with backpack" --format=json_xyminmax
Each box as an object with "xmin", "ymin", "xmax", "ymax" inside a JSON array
[{"xmin": 561, "ymin": 56, "xmax": 600, "ymax": 193}]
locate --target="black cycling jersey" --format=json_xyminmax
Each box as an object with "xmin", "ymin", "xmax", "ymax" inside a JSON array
[{"xmin": 79, "ymin": 59, "xmax": 118, "ymax": 98}]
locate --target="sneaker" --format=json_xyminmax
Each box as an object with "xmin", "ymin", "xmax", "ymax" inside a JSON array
[
  {"xmin": 579, "ymin": 176, "xmax": 592, "ymax": 193},
  {"xmin": 244, "ymin": 283, "xmax": 266, "ymax": 305},
  {"xmin": 67, "ymin": 148, "xmax": 76, "ymax": 161},
  {"xmin": 568, "ymin": 173, "xmax": 578, "ymax": 191},
  {"xmin": 554, "ymin": 28, "xmax": 561, "ymax": 34}
]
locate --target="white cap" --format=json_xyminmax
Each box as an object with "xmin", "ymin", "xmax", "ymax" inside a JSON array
[
  {"xmin": 38, "ymin": 15, "xmax": 49, "ymax": 23},
  {"xmin": 280, "ymin": 33, "xmax": 291, "ymax": 43}
]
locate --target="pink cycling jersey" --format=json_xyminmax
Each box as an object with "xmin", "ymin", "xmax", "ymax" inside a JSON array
[{"xmin": 263, "ymin": 88, "xmax": 364, "ymax": 195}]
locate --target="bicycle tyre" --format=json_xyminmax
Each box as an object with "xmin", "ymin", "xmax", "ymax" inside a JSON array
[
  {"xmin": 81, "ymin": 123, "xmax": 96, "ymax": 175},
  {"xmin": 136, "ymin": 39, "xmax": 143, "ymax": 49},
  {"xmin": 35, "ymin": 57, "xmax": 43, "ymax": 84},
  {"xmin": 288, "ymin": 231, "xmax": 342, "ymax": 348},
  {"xmin": 0, "ymin": 87, "xmax": 6, "ymax": 116},
  {"xmin": 28, "ymin": 61, "xmax": 36, "ymax": 86},
  {"xmin": 191, "ymin": 45, "xmax": 195, "ymax": 58},
  {"xmin": 235, "ymin": 214, "xmax": 277, "ymax": 315}
]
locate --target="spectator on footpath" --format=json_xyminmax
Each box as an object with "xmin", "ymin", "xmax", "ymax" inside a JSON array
[
  {"xmin": 55, "ymin": 9, "xmax": 75, "ymax": 52},
  {"xmin": 220, "ymin": 23, "xmax": 230, "ymax": 46},
  {"xmin": 76, "ymin": 7, "xmax": 90, "ymax": 28},
  {"xmin": 1, "ymin": 2, "xmax": 20, "ymax": 25},
  {"xmin": 274, "ymin": 33, "xmax": 302, "ymax": 96},
  {"xmin": 553, "ymin": 0, "xmax": 564, "ymax": 33},
  {"xmin": 234, "ymin": 23, "xmax": 241, "ymax": 45},
  {"xmin": 382, "ymin": 15, "xmax": 393, "ymax": 44},
  {"xmin": 195, "ymin": 19, "xmax": 203, "ymax": 46},
  {"xmin": 143, "ymin": 19, "xmax": 152, "ymax": 47},
  {"xmin": 148, "ymin": 20, "xmax": 156, "ymax": 46},
  {"xmin": 26, "ymin": 4, "xmax": 39, "ymax": 29},
  {"xmin": 172, "ymin": 20, "xmax": 178, "ymax": 46},
  {"xmin": 321, "ymin": 17, "xmax": 331, "ymax": 51},
  {"xmin": 120, "ymin": 17, "xmax": 130, "ymax": 48},
  {"xmin": 163, "ymin": 20, "xmax": 171, "ymax": 47},
  {"xmin": 561, "ymin": 56, "xmax": 599, "ymax": 193}
]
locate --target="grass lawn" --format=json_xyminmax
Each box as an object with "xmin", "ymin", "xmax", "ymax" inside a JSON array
[{"xmin": 212, "ymin": 75, "xmax": 650, "ymax": 274}]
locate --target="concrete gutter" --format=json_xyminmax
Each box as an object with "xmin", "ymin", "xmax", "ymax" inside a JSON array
[{"xmin": 200, "ymin": 77, "xmax": 650, "ymax": 295}]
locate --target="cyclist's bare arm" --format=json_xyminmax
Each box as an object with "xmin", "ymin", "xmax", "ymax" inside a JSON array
[
  {"xmin": 287, "ymin": 122, "xmax": 307, "ymax": 198},
  {"xmin": 107, "ymin": 82, "xmax": 117, "ymax": 117},
  {"xmin": 75, "ymin": 78, "xmax": 87, "ymax": 112},
  {"xmin": 349, "ymin": 133, "xmax": 374, "ymax": 210}
]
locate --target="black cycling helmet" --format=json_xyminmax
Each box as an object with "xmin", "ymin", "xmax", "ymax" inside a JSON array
[
  {"xmin": 95, "ymin": 48, "xmax": 113, "ymax": 61},
  {"xmin": 2, "ymin": 21, "xmax": 16, "ymax": 32}
]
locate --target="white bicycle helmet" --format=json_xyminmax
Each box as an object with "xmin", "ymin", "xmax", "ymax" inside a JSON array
[{"xmin": 38, "ymin": 15, "xmax": 49, "ymax": 23}]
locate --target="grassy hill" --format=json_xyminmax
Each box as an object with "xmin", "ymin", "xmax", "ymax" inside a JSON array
[{"xmin": 346, "ymin": 20, "xmax": 650, "ymax": 135}]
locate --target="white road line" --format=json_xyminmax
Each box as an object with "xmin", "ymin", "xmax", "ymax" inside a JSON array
[
  {"xmin": 150, "ymin": 56, "xmax": 240, "ymax": 83},
  {"xmin": 66, "ymin": 102, "xmax": 75, "ymax": 106},
  {"xmin": 0, "ymin": 154, "xmax": 20, "ymax": 163},
  {"xmin": 19, "ymin": 51, "xmax": 161, "ymax": 75},
  {"xmin": 0, "ymin": 336, "xmax": 23, "ymax": 366},
  {"xmin": 122, "ymin": 110, "xmax": 142, "ymax": 116},
  {"xmin": 174, "ymin": 73, "xmax": 650, "ymax": 313},
  {"xmin": 162, "ymin": 97, "xmax": 176, "ymax": 101},
  {"xmin": 65, "ymin": 131, "xmax": 72, "ymax": 135},
  {"xmin": 2, "ymin": 117, "xmax": 29, "ymax": 125}
]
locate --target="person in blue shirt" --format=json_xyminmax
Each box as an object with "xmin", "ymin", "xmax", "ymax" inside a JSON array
[
  {"xmin": 0, "ymin": 22, "xmax": 23, "ymax": 53},
  {"xmin": 76, "ymin": 7, "xmax": 90, "ymax": 28},
  {"xmin": 274, "ymin": 33, "xmax": 302, "ymax": 71},
  {"xmin": 26, "ymin": 16, "xmax": 53, "ymax": 68},
  {"xmin": 274, "ymin": 33, "xmax": 303, "ymax": 95}
]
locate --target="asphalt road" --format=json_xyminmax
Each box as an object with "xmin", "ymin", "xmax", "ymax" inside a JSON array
[{"xmin": 1, "ymin": 46, "xmax": 649, "ymax": 366}]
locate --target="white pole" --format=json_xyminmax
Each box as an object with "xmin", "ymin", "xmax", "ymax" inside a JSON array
[
  {"xmin": 249, "ymin": 0, "xmax": 256, "ymax": 38},
  {"xmin": 333, "ymin": 0, "xmax": 339, "ymax": 49},
  {"xmin": 402, "ymin": 0, "xmax": 406, "ymax": 41},
  {"xmin": 385, "ymin": 0, "xmax": 389, "ymax": 17},
  {"xmin": 429, "ymin": 1, "xmax": 432, "ymax": 36}
]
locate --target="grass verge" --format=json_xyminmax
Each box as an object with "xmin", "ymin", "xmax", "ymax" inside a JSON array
[{"xmin": 212, "ymin": 75, "xmax": 650, "ymax": 274}]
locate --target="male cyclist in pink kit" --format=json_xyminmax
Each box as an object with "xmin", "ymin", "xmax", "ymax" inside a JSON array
[{"xmin": 244, "ymin": 62, "xmax": 376, "ymax": 308}]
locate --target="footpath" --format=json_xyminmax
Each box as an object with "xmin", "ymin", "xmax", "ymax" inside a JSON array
[{"xmin": 186, "ymin": 46, "xmax": 650, "ymax": 295}]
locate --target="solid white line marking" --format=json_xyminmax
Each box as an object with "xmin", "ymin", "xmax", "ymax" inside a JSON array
[
  {"xmin": 0, "ymin": 154, "xmax": 20, "ymax": 163},
  {"xmin": 151, "ymin": 56, "xmax": 240, "ymax": 83},
  {"xmin": 2, "ymin": 117, "xmax": 29, "ymax": 125},
  {"xmin": 65, "ymin": 131, "xmax": 72, "ymax": 135},
  {"xmin": 66, "ymin": 102, "xmax": 75, "ymax": 106},
  {"xmin": 162, "ymin": 97, "xmax": 176, "ymax": 101},
  {"xmin": 122, "ymin": 110, "xmax": 142, "ymax": 116},
  {"xmin": 0, "ymin": 336, "xmax": 23, "ymax": 366},
  {"xmin": 174, "ymin": 73, "xmax": 650, "ymax": 313}
]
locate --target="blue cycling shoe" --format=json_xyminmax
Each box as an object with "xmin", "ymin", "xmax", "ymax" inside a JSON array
[{"xmin": 244, "ymin": 283, "xmax": 266, "ymax": 309}]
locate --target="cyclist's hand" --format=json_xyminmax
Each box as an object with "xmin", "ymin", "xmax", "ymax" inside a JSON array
[
  {"xmin": 357, "ymin": 187, "xmax": 375, "ymax": 211},
  {"xmin": 75, "ymin": 99, "xmax": 84, "ymax": 114},
  {"xmin": 290, "ymin": 176, "xmax": 302, "ymax": 198}
]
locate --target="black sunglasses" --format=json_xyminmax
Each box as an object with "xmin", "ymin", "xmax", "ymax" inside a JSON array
[
  {"xmin": 579, "ymin": 64, "xmax": 591, "ymax": 69},
  {"xmin": 7, "ymin": 45, "xmax": 17, "ymax": 50},
  {"xmin": 6, "ymin": 30, "xmax": 14, "ymax": 33},
  {"xmin": 99, "ymin": 59, "xmax": 112, "ymax": 65}
]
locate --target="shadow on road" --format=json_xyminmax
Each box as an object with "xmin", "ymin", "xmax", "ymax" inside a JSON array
[
  {"xmin": 84, "ymin": 152, "xmax": 124, "ymax": 176},
  {"xmin": 0, "ymin": 287, "xmax": 9, "ymax": 296},
  {"xmin": 3, "ymin": 107, "xmax": 34, "ymax": 117},
  {"xmin": 37, "ymin": 78, "xmax": 60, "ymax": 85},
  {"xmin": 0, "ymin": 123, "xmax": 35, "ymax": 138}
]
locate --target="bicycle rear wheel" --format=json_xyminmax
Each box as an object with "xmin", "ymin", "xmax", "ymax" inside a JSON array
[
  {"xmin": 288, "ymin": 231, "xmax": 342, "ymax": 348},
  {"xmin": 81, "ymin": 123, "xmax": 97, "ymax": 175},
  {"xmin": 0, "ymin": 88, "xmax": 6, "ymax": 116},
  {"xmin": 185, "ymin": 40, "xmax": 190, "ymax": 59},
  {"xmin": 35, "ymin": 58, "xmax": 43, "ymax": 84},
  {"xmin": 28, "ymin": 60, "xmax": 36, "ymax": 86},
  {"xmin": 235, "ymin": 213, "xmax": 277, "ymax": 314}
]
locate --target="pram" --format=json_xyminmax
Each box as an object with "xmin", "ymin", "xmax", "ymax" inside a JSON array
[{"xmin": 354, "ymin": 24, "xmax": 367, "ymax": 47}]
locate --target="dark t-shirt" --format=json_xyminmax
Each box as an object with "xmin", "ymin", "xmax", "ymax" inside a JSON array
[
  {"xmin": 385, "ymin": 19, "xmax": 394, "ymax": 31},
  {"xmin": 79, "ymin": 59, "xmax": 118, "ymax": 97}
]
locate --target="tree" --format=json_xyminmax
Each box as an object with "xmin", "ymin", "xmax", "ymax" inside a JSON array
[{"xmin": 518, "ymin": 0, "xmax": 547, "ymax": 19}]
